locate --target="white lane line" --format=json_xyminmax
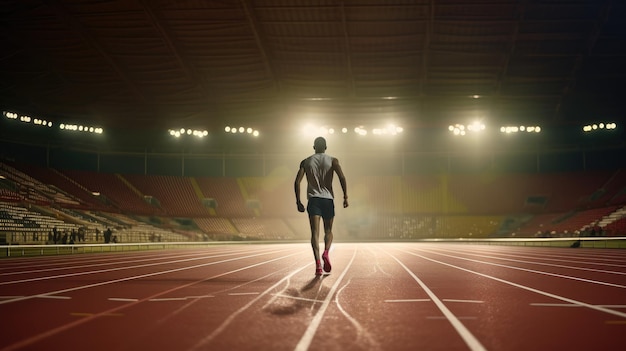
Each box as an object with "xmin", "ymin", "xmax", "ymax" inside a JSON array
[
  {"xmin": 386, "ymin": 251, "xmax": 487, "ymax": 351},
  {"xmin": 228, "ymin": 292, "xmax": 259, "ymax": 296},
  {"xmin": 531, "ymin": 303, "xmax": 626, "ymax": 308},
  {"xmin": 109, "ymin": 298, "xmax": 139, "ymax": 302},
  {"xmin": 366, "ymin": 247, "xmax": 393, "ymax": 277},
  {"xmin": 427, "ymin": 316, "xmax": 478, "ymax": 320},
  {"xmin": 443, "ymin": 299, "xmax": 484, "ymax": 304},
  {"xmin": 155, "ymin": 268, "xmax": 290, "ymax": 326},
  {"xmin": 428, "ymin": 247, "xmax": 626, "ymax": 276},
  {"xmin": 0, "ymin": 250, "xmax": 240, "ymax": 276},
  {"xmin": 35, "ymin": 295, "xmax": 71, "ymax": 300},
  {"xmin": 294, "ymin": 249, "xmax": 358, "ymax": 351},
  {"xmin": 185, "ymin": 295, "xmax": 214, "ymax": 299},
  {"xmin": 0, "ymin": 249, "xmax": 294, "ymax": 305},
  {"xmin": 398, "ymin": 248, "xmax": 626, "ymax": 320},
  {"xmin": 450, "ymin": 248, "xmax": 626, "ymax": 269},
  {"xmin": 0, "ymin": 296, "xmax": 24, "ymax": 299},
  {"xmin": 309, "ymin": 275, "xmax": 327, "ymax": 312},
  {"xmin": 152, "ymin": 295, "xmax": 216, "ymax": 302},
  {"xmin": 418, "ymin": 248, "xmax": 626, "ymax": 290},
  {"xmin": 111, "ymin": 295, "xmax": 216, "ymax": 303},
  {"xmin": 384, "ymin": 299, "xmax": 431, "ymax": 303},
  {"xmin": 0, "ymin": 247, "xmax": 280, "ymax": 286},
  {"xmin": 3, "ymin": 252, "xmax": 301, "ymax": 351},
  {"xmin": 188, "ymin": 263, "xmax": 311, "ymax": 350},
  {"xmin": 335, "ymin": 279, "xmax": 382, "ymax": 350}
]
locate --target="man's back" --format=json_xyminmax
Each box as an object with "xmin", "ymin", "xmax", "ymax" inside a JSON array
[{"xmin": 302, "ymin": 153, "xmax": 335, "ymax": 200}]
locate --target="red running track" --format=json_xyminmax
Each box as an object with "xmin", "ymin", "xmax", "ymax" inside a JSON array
[{"xmin": 1, "ymin": 243, "xmax": 625, "ymax": 351}]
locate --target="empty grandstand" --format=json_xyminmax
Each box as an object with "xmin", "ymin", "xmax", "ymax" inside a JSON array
[{"xmin": 2, "ymin": 154, "xmax": 625, "ymax": 245}]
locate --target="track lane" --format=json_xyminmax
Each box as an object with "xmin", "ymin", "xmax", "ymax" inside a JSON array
[
  {"xmin": 1, "ymin": 243, "xmax": 625, "ymax": 351},
  {"xmin": 393, "ymin": 244, "xmax": 626, "ymax": 350},
  {"xmin": 411, "ymin": 245, "xmax": 626, "ymax": 305},
  {"xmin": 315, "ymin": 246, "xmax": 482, "ymax": 350},
  {"xmin": 0, "ymin": 247, "xmax": 281, "ymax": 283},
  {"xmin": 1, "ymin": 246, "xmax": 302, "ymax": 350}
]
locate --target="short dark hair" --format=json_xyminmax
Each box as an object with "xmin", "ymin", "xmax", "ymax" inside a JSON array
[{"xmin": 314, "ymin": 137, "xmax": 327, "ymax": 151}]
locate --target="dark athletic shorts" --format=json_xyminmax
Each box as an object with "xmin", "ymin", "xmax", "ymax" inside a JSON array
[{"xmin": 307, "ymin": 197, "xmax": 335, "ymax": 220}]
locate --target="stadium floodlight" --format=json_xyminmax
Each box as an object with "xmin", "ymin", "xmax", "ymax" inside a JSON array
[
  {"xmin": 58, "ymin": 123, "xmax": 104, "ymax": 134},
  {"xmin": 354, "ymin": 126, "xmax": 366, "ymax": 136},
  {"xmin": 341, "ymin": 127, "xmax": 348, "ymax": 133},
  {"xmin": 223, "ymin": 125, "xmax": 260, "ymax": 138},
  {"xmin": 583, "ymin": 122, "xmax": 617, "ymax": 132},
  {"xmin": 449, "ymin": 123, "xmax": 472, "ymax": 136},
  {"xmin": 3, "ymin": 111, "xmax": 18, "ymax": 119},
  {"xmin": 4, "ymin": 111, "xmax": 55, "ymax": 129},
  {"xmin": 169, "ymin": 128, "xmax": 207, "ymax": 138},
  {"xmin": 500, "ymin": 125, "xmax": 540, "ymax": 134},
  {"xmin": 467, "ymin": 121, "xmax": 485, "ymax": 132}
]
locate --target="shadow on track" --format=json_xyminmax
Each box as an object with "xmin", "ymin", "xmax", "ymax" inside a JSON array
[{"xmin": 263, "ymin": 276, "xmax": 329, "ymax": 316}]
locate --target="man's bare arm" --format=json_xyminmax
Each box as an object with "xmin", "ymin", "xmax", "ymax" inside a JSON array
[
  {"xmin": 294, "ymin": 166, "xmax": 306, "ymax": 212},
  {"xmin": 332, "ymin": 158, "xmax": 349, "ymax": 208}
]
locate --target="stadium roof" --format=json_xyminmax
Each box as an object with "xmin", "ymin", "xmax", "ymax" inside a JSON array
[{"xmin": 1, "ymin": 0, "xmax": 625, "ymax": 133}]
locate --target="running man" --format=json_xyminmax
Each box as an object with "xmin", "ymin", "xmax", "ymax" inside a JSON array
[{"xmin": 294, "ymin": 137, "xmax": 348, "ymax": 276}]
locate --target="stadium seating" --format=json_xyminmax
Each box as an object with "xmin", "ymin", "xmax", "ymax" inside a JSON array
[
  {"xmin": 0, "ymin": 202, "xmax": 81, "ymax": 244},
  {"xmin": 230, "ymin": 218, "xmax": 295, "ymax": 240},
  {"xmin": 123, "ymin": 174, "xmax": 210, "ymax": 217},
  {"xmin": 604, "ymin": 216, "xmax": 626, "ymax": 236},
  {"xmin": 194, "ymin": 217, "xmax": 237, "ymax": 235},
  {"xmin": 62, "ymin": 170, "xmax": 157, "ymax": 215},
  {"xmin": 1, "ymin": 160, "xmax": 624, "ymax": 242},
  {"xmin": 194, "ymin": 177, "xmax": 253, "ymax": 217}
]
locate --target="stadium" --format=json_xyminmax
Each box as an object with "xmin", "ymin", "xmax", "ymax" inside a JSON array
[{"xmin": 1, "ymin": 1, "xmax": 625, "ymax": 350}]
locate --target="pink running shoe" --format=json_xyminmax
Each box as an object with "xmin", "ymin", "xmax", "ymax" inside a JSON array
[
  {"xmin": 322, "ymin": 251, "xmax": 332, "ymax": 273},
  {"xmin": 315, "ymin": 266, "xmax": 323, "ymax": 276}
]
